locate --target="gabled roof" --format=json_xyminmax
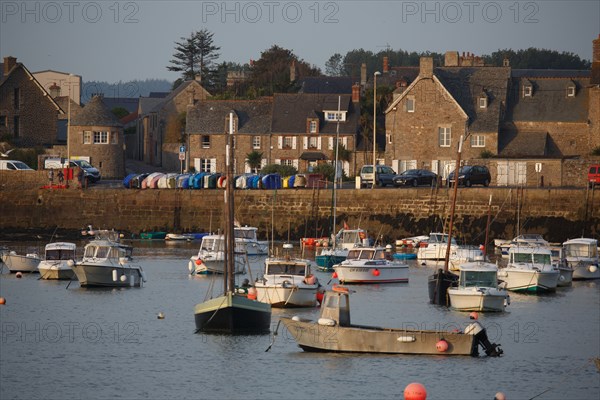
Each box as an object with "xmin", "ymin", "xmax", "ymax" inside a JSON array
[
  {"xmin": 271, "ymin": 93, "xmax": 359, "ymax": 135},
  {"xmin": 498, "ymin": 131, "xmax": 551, "ymax": 157},
  {"xmin": 138, "ymin": 97, "xmax": 164, "ymax": 115},
  {"xmin": 101, "ymin": 97, "xmax": 139, "ymax": 114},
  {"xmin": 71, "ymin": 95, "xmax": 122, "ymax": 127},
  {"xmin": 298, "ymin": 77, "xmax": 353, "ymax": 94},
  {"xmin": 0, "ymin": 62, "xmax": 64, "ymax": 113},
  {"xmin": 506, "ymin": 77, "xmax": 590, "ymax": 122},
  {"xmin": 186, "ymin": 99, "xmax": 273, "ymax": 134},
  {"xmin": 149, "ymin": 80, "xmax": 210, "ymax": 114},
  {"xmin": 512, "ymin": 69, "xmax": 590, "ymax": 79}
]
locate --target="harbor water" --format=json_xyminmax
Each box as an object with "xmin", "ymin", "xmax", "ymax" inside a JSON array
[{"xmin": 1, "ymin": 240, "xmax": 599, "ymax": 399}]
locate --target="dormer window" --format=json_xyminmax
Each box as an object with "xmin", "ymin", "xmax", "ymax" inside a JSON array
[
  {"xmin": 309, "ymin": 120, "xmax": 317, "ymax": 133},
  {"xmin": 324, "ymin": 111, "xmax": 346, "ymax": 122},
  {"xmin": 307, "ymin": 118, "xmax": 319, "ymax": 134},
  {"xmin": 567, "ymin": 84, "xmax": 576, "ymax": 98},
  {"xmin": 479, "ymin": 96, "xmax": 488, "ymax": 109},
  {"xmin": 523, "ymin": 80, "xmax": 533, "ymax": 98},
  {"xmin": 225, "ymin": 114, "xmax": 238, "ymax": 133}
]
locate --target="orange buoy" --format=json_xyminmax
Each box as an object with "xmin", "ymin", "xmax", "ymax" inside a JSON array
[
  {"xmin": 304, "ymin": 274, "xmax": 317, "ymax": 285},
  {"xmin": 372, "ymin": 269, "xmax": 380, "ymax": 277},
  {"xmin": 0, "ymin": 297, "xmax": 6, "ymax": 305},
  {"xmin": 494, "ymin": 392, "xmax": 506, "ymax": 400},
  {"xmin": 15, "ymin": 272, "xmax": 22, "ymax": 279},
  {"xmin": 332, "ymin": 272, "xmax": 338, "ymax": 279},
  {"xmin": 469, "ymin": 312, "xmax": 479, "ymax": 320},
  {"xmin": 404, "ymin": 382, "xmax": 427, "ymax": 400},
  {"xmin": 436, "ymin": 339, "xmax": 449, "ymax": 352},
  {"xmin": 195, "ymin": 259, "xmax": 202, "ymax": 266},
  {"xmin": 247, "ymin": 287, "xmax": 257, "ymax": 300},
  {"xmin": 316, "ymin": 291, "xmax": 324, "ymax": 304},
  {"xmin": 332, "ymin": 284, "xmax": 349, "ymax": 294}
]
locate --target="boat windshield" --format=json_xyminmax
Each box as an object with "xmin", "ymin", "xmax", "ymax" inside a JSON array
[
  {"xmin": 234, "ymin": 229, "xmax": 256, "ymax": 240},
  {"xmin": 45, "ymin": 249, "xmax": 75, "ymax": 260},
  {"xmin": 267, "ymin": 263, "xmax": 306, "ymax": 275},
  {"xmin": 511, "ymin": 252, "xmax": 551, "ymax": 264},
  {"xmin": 564, "ymin": 243, "xmax": 597, "ymax": 258},
  {"xmin": 340, "ymin": 230, "xmax": 361, "ymax": 244},
  {"xmin": 201, "ymin": 238, "xmax": 223, "ymax": 252},
  {"xmin": 461, "ymin": 271, "xmax": 497, "ymax": 288},
  {"xmin": 429, "ymin": 234, "xmax": 457, "ymax": 245},
  {"xmin": 359, "ymin": 250, "xmax": 375, "ymax": 260}
]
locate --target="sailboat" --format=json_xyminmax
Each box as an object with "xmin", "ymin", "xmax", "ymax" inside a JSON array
[{"xmin": 194, "ymin": 112, "xmax": 271, "ymax": 334}]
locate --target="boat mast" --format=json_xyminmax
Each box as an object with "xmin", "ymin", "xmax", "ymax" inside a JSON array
[
  {"xmin": 225, "ymin": 112, "xmax": 235, "ymax": 293},
  {"xmin": 444, "ymin": 134, "xmax": 463, "ymax": 273},
  {"xmin": 483, "ymin": 194, "xmax": 492, "ymax": 258},
  {"xmin": 331, "ymin": 96, "xmax": 341, "ymax": 244}
]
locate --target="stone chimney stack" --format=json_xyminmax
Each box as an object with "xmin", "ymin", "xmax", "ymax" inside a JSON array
[
  {"xmin": 3, "ymin": 56, "xmax": 17, "ymax": 75},
  {"xmin": 352, "ymin": 83, "xmax": 360, "ymax": 103},
  {"xmin": 383, "ymin": 56, "xmax": 389, "ymax": 73},
  {"xmin": 290, "ymin": 60, "xmax": 296, "ymax": 82},
  {"xmin": 445, "ymin": 51, "xmax": 459, "ymax": 67},
  {"xmin": 593, "ymin": 34, "xmax": 600, "ymax": 63},
  {"xmin": 49, "ymin": 82, "xmax": 61, "ymax": 98},
  {"xmin": 420, "ymin": 57, "xmax": 434, "ymax": 78},
  {"xmin": 360, "ymin": 63, "xmax": 367, "ymax": 86}
]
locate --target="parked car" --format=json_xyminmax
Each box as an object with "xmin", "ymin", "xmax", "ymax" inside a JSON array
[
  {"xmin": 447, "ymin": 165, "xmax": 491, "ymax": 187},
  {"xmin": 588, "ymin": 164, "xmax": 600, "ymax": 188},
  {"xmin": 393, "ymin": 169, "xmax": 440, "ymax": 187},
  {"xmin": 0, "ymin": 160, "xmax": 34, "ymax": 171},
  {"xmin": 44, "ymin": 158, "xmax": 101, "ymax": 183},
  {"xmin": 360, "ymin": 165, "xmax": 396, "ymax": 187}
]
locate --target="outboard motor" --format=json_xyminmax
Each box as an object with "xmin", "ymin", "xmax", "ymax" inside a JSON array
[{"xmin": 465, "ymin": 322, "xmax": 503, "ymax": 357}]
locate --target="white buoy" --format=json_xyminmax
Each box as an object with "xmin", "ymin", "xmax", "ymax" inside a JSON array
[
  {"xmin": 112, "ymin": 270, "xmax": 118, "ymax": 282},
  {"xmin": 157, "ymin": 312, "xmax": 165, "ymax": 319},
  {"xmin": 120, "ymin": 275, "xmax": 127, "ymax": 282}
]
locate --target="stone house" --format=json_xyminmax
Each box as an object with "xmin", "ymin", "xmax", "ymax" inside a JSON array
[
  {"xmin": 270, "ymin": 91, "xmax": 361, "ymax": 176},
  {"xmin": 69, "ymin": 95, "xmax": 125, "ymax": 178},
  {"xmin": 32, "ymin": 69, "xmax": 81, "ymax": 105},
  {"xmin": 0, "ymin": 57, "xmax": 65, "ymax": 147},
  {"xmin": 185, "ymin": 99, "xmax": 273, "ymax": 174}
]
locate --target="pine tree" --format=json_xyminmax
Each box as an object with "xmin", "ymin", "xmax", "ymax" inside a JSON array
[{"xmin": 167, "ymin": 29, "xmax": 220, "ymax": 87}]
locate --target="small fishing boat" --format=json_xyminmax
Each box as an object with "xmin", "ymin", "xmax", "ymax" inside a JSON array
[
  {"xmin": 417, "ymin": 232, "xmax": 458, "ymax": 260},
  {"xmin": 1, "ymin": 251, "xmax": 41, "ymax": 273},
  {"xmin": 315, "ymin": 228, "xmax": 369, "ymax": 271},
  {"xmin": 498, "ymin": 245, "xmax": 560, "ymax": 293},
  {"xmin": 140, "ymin": 231, "xmax": 167, "ymax": 240},
  {"xmin": 234, "ymin": 225, "xmax": 268, "ymax": 255},
  {"xmin": 333, "ymin": 246, "xmax": 409, "ymax": 284},
  {"xmin": 188, "ymin": 234, "xmax": 246, "ymax": 275},
  {"xmin": 447, "ymin": 261, "xmax": 509, "ymax": 312},
  {"xmin": 281, "ymin": 287, "xmax": 503, "ymax": 356},
  {"xmin": 562, "ymin": 238, "xmax": 600, "ymax": 280},
  {"xmin": 130, "ymin": 173, "xmax": 149, "ymax": 189},
  {"xmin": 254, "ymin": 244, "xmax": 320, "ymax": 307},
  {"xmin": 165, "ymin": 233, "xmax": 208, "ymax": 241},
  {"xmin": 37, "ymin": 242, "xmax": 76, "ymax": 280},
  {"xmin": 70, "ymin": 230, "xmax": 146, "ymax": 287},
  {"xmin": 497, "ymin": 234, "xmax": 550, "ymax": 258}
]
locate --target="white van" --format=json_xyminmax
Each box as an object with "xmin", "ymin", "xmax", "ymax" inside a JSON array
[
  {"xmin": 0, "ymin": 160, "xmax": 34, "ymax": 171},
  {"xmin": 44, "ymin": 158, "xmax": 101, "ymax": 183}
]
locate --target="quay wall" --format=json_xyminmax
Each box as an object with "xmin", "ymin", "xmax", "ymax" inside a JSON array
[{"xmin": 1, "ymin": 184, "xmax": 598, "ymax": 244}]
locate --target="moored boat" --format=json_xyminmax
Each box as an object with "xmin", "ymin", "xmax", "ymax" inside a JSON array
[
  {"xmin": 333, "ymin": 246, "xmax": 409, "ymax": 284},
  {"xmin": 315, "ymin": 228, "xmax": 370, "ymax": 271},
  {"xmin": 447, "ymin": 261, "xmax": 509, "ymax": 312},
  {"xmin": 1, "ymin": 251, "xmax": 41, "ymax": 273},
  {"xmin": 562, "ymin": 238, "xmax": 600, "ymax": 280},
  {"xmin": 188, "ymin": 234, "xmax": 247, "ymax": 275},
  {"xmin": 498, "ymin": 245, "xmax": 560, "ymax": 293},
  {"xmin": 234, "ymin": 225, "xmax": 268, "ymax": 255},
  {"xmin": 37, "ymin": 242, "xmax": 76, "ymax": 280}
]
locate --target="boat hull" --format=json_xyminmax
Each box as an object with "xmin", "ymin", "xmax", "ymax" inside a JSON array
[
  {"xmin": 71, "ymin": 264, "xmax": 143, "ymax": 287},
  {"xmin": 558, "ymin": 266, "xmax": 574, "ymax": 286},
  {"xmin": 280, "ymin": 318, "xmax": 478, "ymax": 355},
  {"xmin": 315, "ymin": 254, "xmax": 346, "ymax": 271},
  {"xmin": 571, "ymin": 264, "xmax": 600, "ymax": 280},
  {"xmin": 498, "ymin": 269, "xmax": 559, "ymax": 293},
  {"xmin": 38, "ymin": 261, "xmax": 74, "ymax": 280},
  {"xmin": 448, "ymin": 290, "xmax": 507, "ymax": 312},
  {"xmin": 334, "ymin": 263, "xmax": 409, "ymax": 283},
  {"xmin": 189, "ymin": 256, "xmax": 246, "ymax": 275},
  {"xmin": 1, "ymin": 253, "xmax": 41, "ymax": 273},
  {"xmin": 428, "ymin": 270, "xmax": 459, "ymax": 305},
  {"xmin": 194, "ymin": 293, "xmax": 271, "ymax": 334},
  {"xmin": 254, "ymin": 285, "xmax": 318, "ymax": 307}
]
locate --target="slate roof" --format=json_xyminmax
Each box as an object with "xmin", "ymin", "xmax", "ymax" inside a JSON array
[
  {"xmin": 101, "ymin": 97, "xmax": 139, "ymax": 114},
  {"xmin": 138, "ymin": 97, "xmax": 164, "ymax": 115},
  {"xmin": 512, "ymin": 69, "xmax": 590, "ymax": 79},
  {"xmin": 298, "ymin": 77, "xmax": 353, "ymax": 94},
  {"xmin": 271, "ymin": 93, "xmax": 359, "ymax": 135},
  {"xmin": 54, "ymin": 96, "xmax": 82, "ymax": 120},
  {"xmin": 498, "ymin": 131, "xmax": 550, "ymax": 157},
  {"xmin": 434, "ymin": 67, "xmax": 510, "ymax": 133},
  {"xmin": 71, "ymin": 95, "xmax": 123, "ymax": 127},
  {"xmin": 149, "ymin": 80, "xmax": 208, "ymax": 114},
  {"xmin": 506, "ymin": 77, "xmax": 590, "ymax": 122},
  {"xmin": 186, "ymin": 99, "xmax": 273, "ymax": 134}
]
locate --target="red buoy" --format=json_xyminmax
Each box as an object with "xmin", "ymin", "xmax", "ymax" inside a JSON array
[
  {"xmin": 436, "ymin": 339, "xmax": 449, "ymax": 352},
  {"xmin": 372, "ymin": 269, "xmax": 380, "ymax": 277},
  {"xmin": 316, "ymin": 291, "xmax": 324, "ymax": 304},
  {"xmin": 332, "ymin": 272, "xmax": 338, "ymax": 279},
  {"xmin": 469, "ymin": 312, "xmax": 479, "ymax": 320},
  {"xmin": 404, "ymin": 382, "xmax": 427, "ymax": 400},
  {"xmin": 15, "ymin": 272, "xmax": 22, "ymax": 279},
  {"xmin": 0, "ymin": 297, "xmax": 6, "ymax": 305},
  {"xmin": 195, "ymin": 259, "xmax": 202, "ymax": 266}
]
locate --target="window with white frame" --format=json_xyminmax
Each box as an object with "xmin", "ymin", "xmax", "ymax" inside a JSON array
[
  {"xmin": 406, "ymin": 96, "xmax": 415, "ymax": 113},
  {"xmin": 93, "ymin": 131, "xmax": 109, "ymax": 144},
  {"xmin": 83, "ymin": 131, "xmax": 92, "ymax": 144},
  {"xmin": 202, "ymin": 135, "xmax": 210, "ymax": 149},
  {"xmin": 470, "ymin": 135, "xmax": 485, "ymax": 147},
  {"xmin": 479, "ymin": 97, "xmax": 487, "ymax": 109},
  {"xmin": 252, "ymin": 136, "xmax": 261, "ymax": 149},
  {"xmin": 280, "ymin": 159, "xmax": 294, "ymax": 167},
  {"xmin": 199, "ymin": 158, "xmax": 213, "ymax": 172},
  {"xmin": 308, "ymin": 137, "xmax": 318, "ymax": 149},
  {"xmin": 567, "ymin": 86, "xmax": 576, "ymax": 97},
  {"xmin": 309, "ymin": 120, "xmax": 317, "ymax": 133},
  {"xmin": 283, "ymin": 136, "xmax": 293, "ymax": 148},
  {"xmin": 324, "ymin": 112, "xmax": 346, "ymax": 122},
  {"xmin": 438, "ymin": 127, "xmax": 451, "ymax": 147},
  {"xmin": 523, "ymin": 85, "xmax": 532, "ymax": 97}
]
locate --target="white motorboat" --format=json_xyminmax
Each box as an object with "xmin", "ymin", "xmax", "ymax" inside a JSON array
[
  {"xmin": 315, "ymin": 228, "xmax": 369, "ymax": 271},
  {"xmin": 396, "ymin": 235, "xmax": 429, "ymax": 248},
  {"xmin": 497, "ymin": 245, "xmax": 560, "ymax": 293},
  {"xmin": 497, "ymin": 234, "xmax": 550, "ymax": 258},
  {"xmin": 417, "ymin": 232, "xmax": 458, "ymax": 260},
  {"xmin": 254, "ymin": 245, "xmax": 320, "ymax": 307},
  {"xmin": 448, "ymin": 261, "xmax": 509, "ymax": 312},
  {"xmin": 562, "ymin": 238, "xmax": 600, "ymax": 280},
  {"xmin": 37, "ymin": 242, "xmax": 76, "ymax": 280},
  {"xmin": 234, "ymin": 226, "xmax": 268, "ymax": 255},
  {"xmin": 188, "ymin": 234, "xmax": 247, "ymax": 275},
  {"xmin": 1, "ymin": 250, "xmax": 41, "ymax": 273},
  {"xmin": 333, "ymin": 246, "xmax": 409, "ymax": 284},
  {"xmin": 70, "ymin": 230, "xmax": 146, "ymax": 287}
]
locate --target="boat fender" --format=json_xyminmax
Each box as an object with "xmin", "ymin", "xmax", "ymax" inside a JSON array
[
  {"xmin": 397, "ymin": 336, "xmax": 416, "ymax": 342},
  {"xmin": 140, "ymin": 269, "xmax": 147, "ymax": 283},
  {"xmin": 112, "ymin": 269, "xmax": 118, "ymax": 282},
  {"xmin": 247, "ymin": 287, "xmax": 257, "ymax": 300},
  {"xmin": 291, "ymin": 315, "xmax": 301, "ymax": 321},
  {"xmin": 372, "ymin": 269, "xmax": 380, "ymax": 277},
  {"xmin": 317, "ymin": 318, "xmax": 336, "ymax": 326},
  {"xmin": 120, "ymin": 275, "xmax": 127, "ymax": 282},
  {"xmin": 589, "ymin": 265, "xmax": 598, "ymax": 273},
  {"xmin": 129, "ymin": 273, "xmax": 135, "ymax": 287},
  {"xmin": 188, "ymin": 261, "xmax": 194, "ymax": 273},
  {"xmin": 436, "ymin": 339, "xmax": 449, "ymax": 352}
]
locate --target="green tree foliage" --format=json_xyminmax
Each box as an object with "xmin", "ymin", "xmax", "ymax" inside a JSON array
[
  {"xmin": 312, "ymin": 163, "xmax": 337, "ymax": 182},
  {"xmin": 260, "ymin": 163, "xmax": 297, "ymax": 177},
  {"xmin": 483, "ymin": 48, "xmax": 591, "ymax": 69},
  {"xmin": 245, "ymin": 151, "xmax": 263, "ymax": 173},
  {"xmin": 167, "ymin": 29, "xmax": 221, "ymax": 88},
  {"xmin": 325, "ymin": 53, "xmax": 345, "ymax": 76},
  {"xmin": 111, "ymin": 107, "xmax": 129, "ymax": 119},
  {"xmin": 248, "ymin": 45, "xmax": 321, "ymax": 96}
]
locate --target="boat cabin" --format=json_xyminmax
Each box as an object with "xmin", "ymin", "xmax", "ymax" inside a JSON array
[
  {"xmin": 347, "ymin": 248, "xmax": 391, "ymax": 261},
  {"xmin": 427, "ymin": 233, "xmax": 457, "ymax": 245},
  {"xmin": 320, "ymin": 290, "xmax": 351, "ymax": 327},
  {"xmin": 200, "ymin": 235, "xmax": 245, "ymax": 254},
  {"xmin": 45, "ymin": 242, "xmax": 76, "ymax": 261},
  {"xmin": 266, "ymin": 262, "xmax": 309, "ymax": 277},
  {"xmin": 563, "ymin": 239, "xmax": 598, "ymax": 259},
  {"xmin": 234, "ymin": 226, "xmax": 258, "ymax": 241},
  {"xmin": 509, "ymin": 247, "xmax": 552, "ymax": 265},
  {"xmin": 83, "ymin": 242, "xmax": 132, "ymax": 261},
  {"xmin": 458, "ymin": 265, "xmax": 498, "ymax": 289},
  {"xmin": 336, "ymin": 229, "xmax": 368, "ymax": 248}
]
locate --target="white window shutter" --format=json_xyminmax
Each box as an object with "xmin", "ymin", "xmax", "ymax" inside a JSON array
[
  {"xmin": 328, "ymin": 137, "xmax": 334, "ymax": 150},
  {"xmin": 245, "ymin": 163, "xmax": 251, "ymax": 173},
  {"xmin": 194, "ymin": 158, "xmax": 200, "ymax": 172},
  {"xmin": 275, "ymin": 159, "xmax": 281, "ymax": 165},
  {"xmin": 261, "ymin": 158, "xmax": 267, "ymax": 167},
  {"xmin": 278, "ymin": 136, "xmax": 283, "ymax": 149},
  {"xmin": 431, "ymin": 160, "xmax": 439, "ymax": 174},
  {"xmin": 392, "ymin": 160, "xmax": 399, "ymax": 172},
  {"xmin": 211, "ymin": 158, "xmax": 217, "ymax": 173},
  {"xmin": 317, "ymin": 137, "xmax": 322, "ymax": 149},
  {"xmin": 342, "ymin": 137, "xmax": 348, "ymax": 147},
  {"xmin": 293, "ymin": 159, "xmax": 299, "ymax": 169},
  {"xmin": 292, "ymin": 137, "xmax": 297, "ymax": 149},
  {"xmin": 303, "ymin": 137, "xmax": 308, "ymax": 149}
]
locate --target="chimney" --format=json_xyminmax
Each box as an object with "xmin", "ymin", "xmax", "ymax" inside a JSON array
[
  {"xmin": 445, "ymin": 51, "xmax": 459, "ymax": 67},
  {"xmin": 352, "ymin": 83, "xmax": 360, "ymax": 103},
  {"xmin": 3, "ymin": 56, "xmax": 17, "ymax": 75},
  {"xmin": 360, "ymin": 63, "xmax": 367, "ymax": 86},
  {"xmin": 194, "ymin": 73, "xmax": 202, "ymax": 82},
  {"xmin": 503, "ymin": 57, "xmax": 510, "ymax": 67},
  {"xmin": 290, "ymin": 60, "xmax": 296, "ymax": 82},
  {"xmin": 383, "ymin": 56, "xmax": 389, "ymax": 73},
  {"xmin": 419, "ymin": 57, "xmax": 434, "ymax": 78},
  {"xmin": 49, "ymin": 82, "xmax": 61, "ymax": 98},
  {"xmin": 593, "ymin": 34, "xmax": 600, "ymax": 63}
]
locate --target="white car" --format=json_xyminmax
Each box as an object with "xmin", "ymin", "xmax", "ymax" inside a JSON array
[{"xmin": 0, "ymin": 160, "xmax": 34, "ymax": 170}]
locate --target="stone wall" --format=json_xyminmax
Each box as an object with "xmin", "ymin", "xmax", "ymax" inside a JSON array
[{"xmin": 1, "ymin": 184, "xmax": 598, "ymax": 244}]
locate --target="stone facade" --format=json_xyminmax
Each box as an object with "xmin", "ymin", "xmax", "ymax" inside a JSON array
[
  {"xmin": 32, "ymin": 70, "xmax": 81, "ymax": 105},
  {"xmin": 0, "ymin": 58, "xmax": 64, "ymax": 146}
]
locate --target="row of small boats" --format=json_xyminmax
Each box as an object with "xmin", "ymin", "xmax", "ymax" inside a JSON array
[{"xmin": 122, "ymin": 172, "xmax": 324, "ymax": 190}]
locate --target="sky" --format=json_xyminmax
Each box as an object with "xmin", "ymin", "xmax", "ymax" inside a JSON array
[{"xmin": 2, "ymin": 0, "xmax": 599, "ymax": 84}]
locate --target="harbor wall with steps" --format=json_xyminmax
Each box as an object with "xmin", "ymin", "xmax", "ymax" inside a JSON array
[{"xmin": 1, "ymin": 186, "xmax": 598, "ymax": 244}]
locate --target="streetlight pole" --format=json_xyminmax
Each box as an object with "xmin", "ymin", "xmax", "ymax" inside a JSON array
[
  {"xmin": 66, "ymin": 73, "xmax": 73, "ymax": 185},
  {"xmin": 372, "ymin": 71, "xmax": 381, "ymax": 189}
]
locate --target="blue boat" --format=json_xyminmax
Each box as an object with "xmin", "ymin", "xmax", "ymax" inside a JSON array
[
  {"xmin": 261, "ymin": 173, "xmax": 282, "ymax": 190},
  {"xmin": 393, "ymin": 252, "xmax": 417, "ymax": 260},
  {"xmin": 123, "ymin": 173, "xmax": 137, "ymax": 188},
  {"xmin": 288, "ymin": 175, "xmax": 296, "ymax": 188},
  {"xmin": 315, "ymin": 248, "xmax": 347, "ymax": 272}
]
